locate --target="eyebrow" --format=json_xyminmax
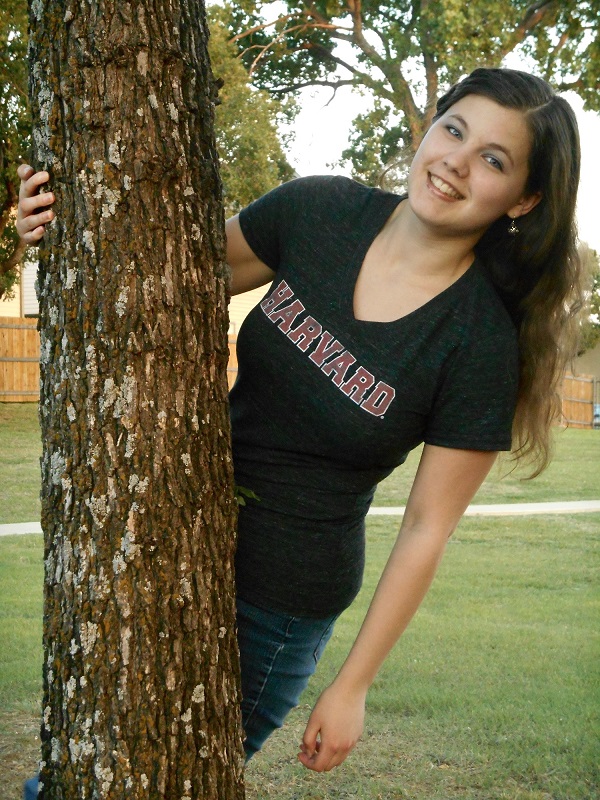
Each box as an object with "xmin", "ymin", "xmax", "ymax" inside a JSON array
[{"xmin": 447, "ymin": 113, "xmax": 516, "ymax": 167}]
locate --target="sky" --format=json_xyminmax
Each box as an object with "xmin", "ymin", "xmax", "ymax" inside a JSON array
[{"xmin": 281, "ymin": 84, "xmax": 600, "ymax": 253}]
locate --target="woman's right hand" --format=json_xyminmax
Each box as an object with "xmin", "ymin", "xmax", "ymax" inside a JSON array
[{"xmin": 16, "ymin": 164, "xmax": 55, "ymax": 244}]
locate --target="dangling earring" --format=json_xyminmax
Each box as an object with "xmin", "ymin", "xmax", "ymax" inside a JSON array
[{"xmin": 508, "ymin": 217, "xmax": 519, "ymax": 236}]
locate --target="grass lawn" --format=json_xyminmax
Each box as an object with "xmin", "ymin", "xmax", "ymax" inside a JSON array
[
  {"xmin": 0, "ymin": 404, "xmax": 42, "ymax": 524},
  {"xmin": 374, "ymin": 427, "xmax": 600, "ymax": 506},
  {"xmin": 1, "ymin": 404, "xmax": 599, "ymax": 526},
  {"xmin": 244, "ymin": 514, "xmax": 599, "ymax": 800},
  {"xmin": 1, "ymin": 519, "xmax": 598, "ymax": 799},
  {"xmin": 0, "ymin": 404, "xmax": 599, "ymax": 798}
]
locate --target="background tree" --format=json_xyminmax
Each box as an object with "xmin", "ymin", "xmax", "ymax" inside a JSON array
[
  {"xmin": 225, "ymin": 0, "xmax": 600, "ymax": 183},
  {"xmin": 0, "ymin": 0, "xmax": 30, "ymax": 299},
  {"xmin": 579, "ymin": 245, "xmax": 600, "ymax": 354},
  {"xmin": 28, "ymin": 0, "xmax": 244, "ymax": 797},
  {"xmin": 209, "ymin": 4, "xmax": 295, "ymax": 216},
  {"xmin": 1, "ymin": 0, "xmax": 292, "ymax": 304}
]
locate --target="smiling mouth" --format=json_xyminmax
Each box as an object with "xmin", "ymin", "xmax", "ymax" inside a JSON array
[{"xmin": 429, "ymin": 173, "xmax": 465, "ymax": 200}]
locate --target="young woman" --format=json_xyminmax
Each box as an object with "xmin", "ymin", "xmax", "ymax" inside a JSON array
[{"xmin": 18, "ymin": 68, "xmax": 584, "ymax": 778}]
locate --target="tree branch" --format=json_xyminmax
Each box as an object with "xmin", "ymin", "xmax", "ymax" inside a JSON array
[
  {"xmin": 269, "ymin": 79, "xmax": 357, "ymax": 94},
  {"xmin": 0, "ymin": 237, "xmax": 27, "ymax": 278},
  {"xmin": 522, "ymin": 0, "xmax": 558, "ymax": 25},
  {"xmin": 345, "ymin": 0, "xmax": 387, "ymax": 67},
  {"xmin": 500, "ymin": 0, "xmax": 558, "ymax": 57},
  {"xmin": 304, "ymin": 3, "xmax": 332, "ymax": 27},
  {"xmin": 0, "ymin": 67, "xmax": 28, "ymax": 102},
  {"xmin": 419, "ymin": 0, "xmax": 439, "ymax": 132},
  {"xmin": 230, "ymin": 14, "xmax": 307, "ymax": 42},
  {"xmin": 332, "ymin": 4, "xmax": 424, "ymax": 146},
  {"xmin": 410, "ymin": 0, "xmax": 420, "ymax": 31},
  {"xmin": 365, "ymin": 22, "xmax": 393, "ymax": 60},
  {"xmin": 543, "ymin": 28, "xmax": 570, "ymax": 78},
  {"xmin": 347, "ymin": 0, "xmax": 364, "ymax": 37},
  {"xmin": 554, "ymin": 78, "xmax": 586, "ymax": 93},
  {"xmin": 304, "ymin": 1, "xmax": 391, "ymax": 77},
  {"xmin": 305, "ymin": 41, "xmax": 364, "ymax": 78},
  {"xmin": 322, "ymin": 82, "xmax": 356, "ymax": 107},
  {"xmin": 238, "ymin": 21, "xmax": 341, "ymax": 74},
  {"xmin": 0, "ymin": 145, "xmax": 18, "ymax": 238},
  {"xmin": 232, "ymin": 3, "xmax": 417, "ymax": 126}
]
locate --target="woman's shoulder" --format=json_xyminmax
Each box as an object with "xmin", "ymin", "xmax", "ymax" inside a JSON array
[
  {"xmin": 240, "ymin": 175, "xmax": 399, "ymax": 239},
  {"xmin": 270, "ymin": 174, "xmax": 398, "ymax": 209}
]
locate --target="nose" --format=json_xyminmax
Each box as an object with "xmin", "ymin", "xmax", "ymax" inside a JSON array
[{"xmin": 443, "ymin": 146, "xmax": 469, "ymax": 178}]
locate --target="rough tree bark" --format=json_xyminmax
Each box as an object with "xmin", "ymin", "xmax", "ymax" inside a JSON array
[{"xmin": 28, "ymin": 1, "xmax": 244, "ymax": 797}]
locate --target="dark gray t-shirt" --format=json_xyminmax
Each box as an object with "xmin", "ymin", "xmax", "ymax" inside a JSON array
[{"xmin": 231, "ymin": 176, "xmax": 518, "ymax": 617}]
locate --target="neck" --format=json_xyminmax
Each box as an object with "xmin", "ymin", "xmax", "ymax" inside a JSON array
[{"xmin": 386, "ymin": 199, "xmax": 481, "ymax": 281}]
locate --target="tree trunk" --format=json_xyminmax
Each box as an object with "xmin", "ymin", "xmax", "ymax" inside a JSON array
[{"xmin": 28, "ymin": 1, "xmax": 244, "ymax": 797}]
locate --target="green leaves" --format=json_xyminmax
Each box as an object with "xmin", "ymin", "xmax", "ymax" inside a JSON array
[
  {"xmin": 341, "ymin": 101, "xmax": 411, "ymax": 186},
  {"xmin": 223, "ymin": 0, "xmax": 600, "ymax": 180},
  {"xmin": 0, "ymin": 0, "xmax": 31, "ymax": 298},
  {"xmin": 208, "ymin": 4, "xmax": 295, "ymax": 216},
  {"xmin": 579, "ymin": 245, "xmax": 600, "ymax": 355},
  {"xmin": 234, "ymin": 484, "xmax": 261, "ymax": 506}
]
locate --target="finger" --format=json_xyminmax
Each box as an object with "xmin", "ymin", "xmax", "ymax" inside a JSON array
[
  {"xmin": 300, "ymin": 717, "xmax": 321, "ymax": 760},
  {"xmin": 299, "ymin": 725, "xmax": 335, "ymax": 773},
  {"xmin": 301, "ymin": 732, "xmax": 359, "ymax": 772},
  {"xmin": 16, "ymin": 208, "xmax": 54, "ymax": 236},
  {"xmin": 17, "ymin": 164, "xmax": 35, "ymax": 181},
  {"xmin": 19, "ymin": 169, "xmax": 51, "ymax": 200},
  {"xmin": 21, "ymin": 225, "xmax": 47, "ymax": 244},
  {"xmin": 17, "ymin": 214, "xmax": 53, "ymax": 242},
  {"xmin": 299, "ymin": 743, "xmax": 339, "ymax": 773},
  {"xmin": 321, "ymin": 749, "xmax": 350, "ymax": 771},
  {"xmin": 298, "ymin": 739, "xmax": 320, "ymax": 761},
  {"xmin": 18, "ymin": 193, "xmax": 55, "ymax": 217}
]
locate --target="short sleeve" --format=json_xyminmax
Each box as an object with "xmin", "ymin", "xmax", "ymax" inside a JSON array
[
  {"xmin": 238, "ymin": 175, "xmax": 366, "ymax": 273},
  {"xmin": 424, "ymin": 329, "xmax": 519, "ymax": 452},
  {"xmin": 237, "ymin": 177, "xmax": 320, "ymax": 272}
]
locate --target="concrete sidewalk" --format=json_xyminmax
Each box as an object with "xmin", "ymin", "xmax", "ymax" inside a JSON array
[
  {"xmin": 367, "ymin": 499, "xmax": 600, "ymax": 516},
  {"xmin": 1, "ymin": 500, "xmax": 599, "ymax": 536},
  {"xmin": 0, "ymin": 521, "xmax": 42, "ymax": 536}
]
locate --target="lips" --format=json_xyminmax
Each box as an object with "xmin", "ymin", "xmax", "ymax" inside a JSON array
[{"xmin": 428, "ymin": 173, "xmax": 465, "ymax": 200}]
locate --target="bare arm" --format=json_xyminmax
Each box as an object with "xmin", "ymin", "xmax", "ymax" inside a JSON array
[
  {"xmin": 225, "ymin": 215, "xmax": 275, "ymax": 296},
  {"xmin": 16, "ymin": 166, "xmax": 274, "ymax": 298},
  {"xmin": 299, "ymin": 444, "xmax": 498, "ymax": 772}
]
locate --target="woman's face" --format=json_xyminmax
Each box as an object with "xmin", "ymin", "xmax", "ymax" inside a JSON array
[{"xmin": 407, "ymin": 94, "xmax": 540, "ymax": 238}]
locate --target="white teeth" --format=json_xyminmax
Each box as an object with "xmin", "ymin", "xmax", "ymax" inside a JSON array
[{"xmin": 430, "ymin": 174, "xmax": 463, "ymax": 199}]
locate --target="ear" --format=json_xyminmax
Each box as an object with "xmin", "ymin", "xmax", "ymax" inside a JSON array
[{"xmin": 507, "ymin": 191, "xmax": 542, "ymax": 220}]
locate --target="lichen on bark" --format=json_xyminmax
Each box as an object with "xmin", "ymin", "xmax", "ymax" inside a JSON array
[{"xmin": 28, "ymin": 1, "xmax": 244, "ymax": 797}]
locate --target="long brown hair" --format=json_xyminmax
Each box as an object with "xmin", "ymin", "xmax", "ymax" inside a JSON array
[{"xmin": 434, "ymin": 68, "xmax": 584, "ymax": 476}]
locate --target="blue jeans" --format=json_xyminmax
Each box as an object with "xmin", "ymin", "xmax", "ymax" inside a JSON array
[
  {"xmin": 24, "ymin": 599, "xmax": 337, "ymax": 797},
  {"xmin": 237, "ymin": 597, "xmax": 338, "ymax": 758}
]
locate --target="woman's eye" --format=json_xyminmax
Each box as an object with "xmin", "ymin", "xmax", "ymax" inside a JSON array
[
  {"xmin": 484, "ymin": 154, "xmax": 504, "ymax": 171},
  {"xmin": 446, "ymin": 125, "xmax": 461, "ymax": 138}
]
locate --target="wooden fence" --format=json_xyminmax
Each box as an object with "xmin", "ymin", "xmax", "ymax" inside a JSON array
[
  {"xmin": 2, "ymin": 318, "xmax": 598, "ymax": 430},
  {"xmin": 0, "ymin": 317, "xmax": 240, "ymax": 401},
  {"xmin": 561, "ymin": 372, "xmax": 596, "ymax": 429},
  {"xmin": 0, "ymin": 317, "xmax": 40, "ymax": 402}
]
